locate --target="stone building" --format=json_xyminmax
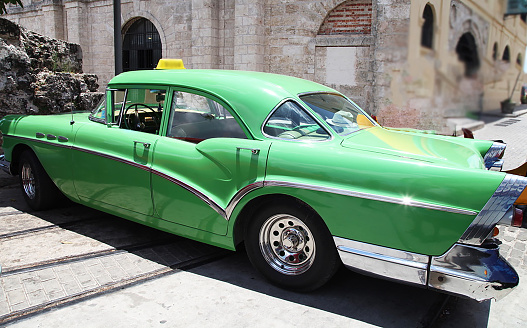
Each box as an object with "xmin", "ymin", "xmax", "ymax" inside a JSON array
[{"xmin": 4, "ymin": 0, "xmax": 527, "ymax": 132}]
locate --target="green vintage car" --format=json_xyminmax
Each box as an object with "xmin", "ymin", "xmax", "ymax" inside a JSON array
[{"xmin": 1, "ymin": 62, "xmax": 527, "ymax": 301}]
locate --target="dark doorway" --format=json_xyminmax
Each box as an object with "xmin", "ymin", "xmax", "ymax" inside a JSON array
[
  {"xmin": 122, "ymin": 18, "xmax": 162, "ymax": 72},
  {"xmin": 455, "ymin": 32, "xmax": 479, "ymax": 77}
]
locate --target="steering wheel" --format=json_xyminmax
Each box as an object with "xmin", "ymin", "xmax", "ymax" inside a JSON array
[{"xmin": 123, "ymin": 103, "xmax": 160, "ymax": 132}]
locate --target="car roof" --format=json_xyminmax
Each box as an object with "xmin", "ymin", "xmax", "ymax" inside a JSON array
[{"xmin": 108, "ymin": 69, "xmax": 337, "ymax": 138}]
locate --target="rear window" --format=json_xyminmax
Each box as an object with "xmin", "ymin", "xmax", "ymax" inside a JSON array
[{"xmin": 299, "ymin": 93, "xmax": 376, "ymax": 136}]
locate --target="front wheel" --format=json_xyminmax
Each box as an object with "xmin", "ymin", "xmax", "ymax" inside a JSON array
[
  {"xmin": 245, "ymin": 203, "xmax": 340, "ymax": 292},
  {"xmin": 18, "ymin": 150, "xmax": 63, "ymax": 210}
]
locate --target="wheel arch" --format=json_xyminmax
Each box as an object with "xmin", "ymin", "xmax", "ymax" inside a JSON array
[
  {"xmin": 231, "ymin": 193, "xmax": 323, "ymax": 248},
  {"xmin": 9, "ymin": 143, "xmax": 34, "ymax": 175}
]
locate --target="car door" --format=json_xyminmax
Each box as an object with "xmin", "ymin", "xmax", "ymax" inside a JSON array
[
  {"xmin": 72, "ymin": 87, "xmax": 166, "ymax": 218},
  {"xmin": 151, "ymin": 89, "xmax": 270, "ymax": 235}
]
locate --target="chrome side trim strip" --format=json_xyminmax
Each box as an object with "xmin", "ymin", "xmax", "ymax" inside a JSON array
[
  {"xmin": 71, "ymin": 146, "xmax": 228, "ymax": 219},
  {"xmin": 265, "ymin": 180, "xmax": 477, "ymax": 216},
  {"xmin": 429, "ymin": 243, "xmax": 518, "ymax": 301},
  {"xmin": 225, "ymin": 181, "xmax": 264, "ymax": 219},
  {"xmin": 483, "ymin": 142, "xmax": 506, "ymax": 170},
  {"xmin": 152, "ymin": 170, "xmax": 227, "ymax": 219},
  {"xmin": 459, "ymin": 174, "xmax": 527, "ymax": 245},
  {"xmin": 333, "ymin": 237, "xmax": 429, "ymax": 286},
  {"xmin": 5, "ymin": 134, "xmax": 72, "ymax": 150},
  {"xmin": 5, "ymin": 133, "xmax": 259, "ymax": 221}
]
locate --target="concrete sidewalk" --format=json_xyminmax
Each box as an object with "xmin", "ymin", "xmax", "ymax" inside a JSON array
[{"xmin": 473, "ymin": 109, "xmax": 527, "ymax": 170}]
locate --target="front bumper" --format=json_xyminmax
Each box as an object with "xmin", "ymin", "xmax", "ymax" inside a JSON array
[
  {"xmin": 334, "ymin": 237, "xmax": 518, "ymax": 301},
  {"xmin": 0, "ymin": 154, "xmax": 12, "ymax": 175}
]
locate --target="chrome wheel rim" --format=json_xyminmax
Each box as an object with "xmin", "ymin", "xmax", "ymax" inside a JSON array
[
  {"xmin": 259, "ymin": 214, "xmax": 316, "ymax": 275},
  {"xmin": 21, "ymin": 162, "xmax": 36, "ymax": 200}
]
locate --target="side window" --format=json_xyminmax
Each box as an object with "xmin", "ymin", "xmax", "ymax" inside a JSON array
[
  {"xmin": 167, "ymin": 91, "xmax": 247, "ymax": 143},
  {"xmin": 120, "ymin": 88, "xmax": 165, "ymax": 134},
  {"xmin": 263, "ymin": 101, "xmax": 330, "ymax": 141}
]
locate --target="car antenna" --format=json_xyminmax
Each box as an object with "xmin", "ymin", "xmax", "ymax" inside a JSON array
[{"xmin": 70, "ymin": 106, "xmax": 75, "ymax": 125}]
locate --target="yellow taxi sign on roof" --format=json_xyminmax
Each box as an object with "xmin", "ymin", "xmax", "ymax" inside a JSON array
[{"xmin": 155, "ymin": 59, "xmax": 186, "ymax": 70}]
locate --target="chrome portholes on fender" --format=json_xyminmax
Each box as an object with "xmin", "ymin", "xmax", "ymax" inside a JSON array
[
  {"xmin": 21, "ymin": 161, "xmax": 36, "ymax": 200},
  {"xmin": 245, "ymin": 203, "xmax": 340, "ymax": 292},
  {"xmin": 259, "ymin": 214, "xmax": 316, "ymax": 275}
]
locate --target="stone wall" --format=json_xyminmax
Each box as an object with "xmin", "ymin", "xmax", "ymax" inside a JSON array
[
  {"xmin": 5, "ymin": 0, "xmax": 526, "ymax": 132},
  {"xmin": 0, "ymin": 18, "xmax": 102, "ymax": 118}
]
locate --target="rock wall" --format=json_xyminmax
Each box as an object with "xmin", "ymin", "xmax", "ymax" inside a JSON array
[{"xmin": 0, "ymin": 18, "xmax": 102, "ymax": 118}]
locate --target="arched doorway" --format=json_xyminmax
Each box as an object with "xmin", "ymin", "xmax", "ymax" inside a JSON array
[
  {"xmin": 455, "ymin": 32, "xmax": 480, "ymax": 77},
  {"xmin": 122, "ymin": 18, "xmax": 162, "ymax": 72}
]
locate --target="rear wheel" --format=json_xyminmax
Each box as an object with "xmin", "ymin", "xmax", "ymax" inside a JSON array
[
  {"xmin": 18, "ymin": 150, "xmax": 62, "ymax": 210},
  {"xmin": 245, "ymin": 203, "xmax": 340, "ymax": 292}
]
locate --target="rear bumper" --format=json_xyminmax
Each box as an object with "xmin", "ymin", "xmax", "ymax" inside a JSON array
[
  {"xmin": 334, "ymin": 237, "xmax": 518, "ymax": 301},
  {"xmin": 0, "ymin": 154, "xmax": 12, "ymax": 175},
  {"xmin": 429, "ymin": 243, "xmax": 518, "ymax": 301}
]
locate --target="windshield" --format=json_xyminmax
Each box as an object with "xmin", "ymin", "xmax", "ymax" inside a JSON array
[{"xmin": 299, "ymin": 93, "xmax": 376, "ymax": 136}]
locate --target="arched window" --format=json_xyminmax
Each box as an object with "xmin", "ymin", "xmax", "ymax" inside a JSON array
[
  {"xmin": 122, "ymin": 18, "xmax": 162, "ymax": 72},
  {"xmin": 492, "ymin": 43, "xmax": 498, "ymax": 61},
  {"xmin": 502, "ymin": 46, "xmax": 510, "ymax": 62},
  {"xmin": 455, "ymin": 32, "xmax": 480, "ymax": 77},
  {"xmin": 517, "ymin": 53, "xmax": 523, "ymax": 66},
  {"xmin": 421, "ymin": 4, "xmax": 434, "ymax": 49}
]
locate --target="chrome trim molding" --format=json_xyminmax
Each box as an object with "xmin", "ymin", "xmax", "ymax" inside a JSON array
[
  {"xmin": 5, "ymin": 134, "xmax": 71, "ymax": 150},
  {"xmin": 225, "ymin": 181, "xmax": 264, "ymax": 219},
  {"xmin": 4, "ymin": 134, "xmax": 263, "ymax": 221},
  {"xmin": 72, "ymin": 145, "xmax": 228, "ymax": 219},
  {"xmin": 333, "ymin": 237, "xmax": 429, "ymax": 286},
  {"xmin": 152, "ymin": 170, "xmax": 226, "ymax": 219},
  {"xmin": 490, "ymin": 159, "xmax": 504, "ymax": 171},
  {"xmin": 0, "ymin": 154, "xmax": 12, "ymax": 175},
  {"xmin": 334, "ymin": 237, "xmax": 519, "ymax": 301},
  {"xmin": 459, "ymin": 174, "xmax": 527, "ymax": 245},
  {"xmin": 429, "ymin": 243, "xmax": 518, "ymax": 302},
  {"xmin": 483, "ymin": 142, "xmax": 506, "ymax": 170},
  {"xmin": 265, "ymin": 180, "xmax": 477, "ymax": 216}
]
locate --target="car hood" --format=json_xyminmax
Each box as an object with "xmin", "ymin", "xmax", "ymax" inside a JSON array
[{"xmin": 341, "ymin": 127, "xmax": 486, "ymax": 169}]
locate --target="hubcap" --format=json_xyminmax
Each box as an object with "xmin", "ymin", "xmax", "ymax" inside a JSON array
[
  {"xmin": 21, "ymin": 163, "xmax": 36, "ymax": 200},
  {"xmin": 259, "ymin": 214, "xmax": 316, "ymax": 275}
]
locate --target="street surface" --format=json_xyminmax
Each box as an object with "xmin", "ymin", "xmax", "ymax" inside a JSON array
[{"xmin": 1, "ymin": 109, "xmax": 527, "ymax": 327}]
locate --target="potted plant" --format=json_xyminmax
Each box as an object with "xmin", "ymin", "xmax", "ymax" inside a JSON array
[{"xmin": 501, "ymin": 98, "xmax": 516, "ymax": 114}]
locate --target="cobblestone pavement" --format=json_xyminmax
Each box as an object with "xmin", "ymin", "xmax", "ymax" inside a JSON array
[{"xmin": 0, "ymin": 178, "xmax": 222, "ymax": 324}]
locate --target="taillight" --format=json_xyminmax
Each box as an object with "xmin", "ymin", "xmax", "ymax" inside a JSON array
[
  {"xmin": 512, "ymin": 207, "xmax": 524, "ymax": 227},
  {"xmin": 493, "ymin": 226, "xmax": 500, "ymax": 237}
]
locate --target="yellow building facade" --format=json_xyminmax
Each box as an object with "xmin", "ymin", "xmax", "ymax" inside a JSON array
[{"xmin": 389, "ymin": 0, "xmax": 527, "ymax": 132}]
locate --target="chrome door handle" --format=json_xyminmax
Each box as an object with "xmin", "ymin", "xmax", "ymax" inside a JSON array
[
  {"xmin": 133, "ymin": 141, "xmax": 151, "ymax": 148},
  {"xmin": 236, "ymin": 147, "xmax": 260, "ymax": 155}
]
